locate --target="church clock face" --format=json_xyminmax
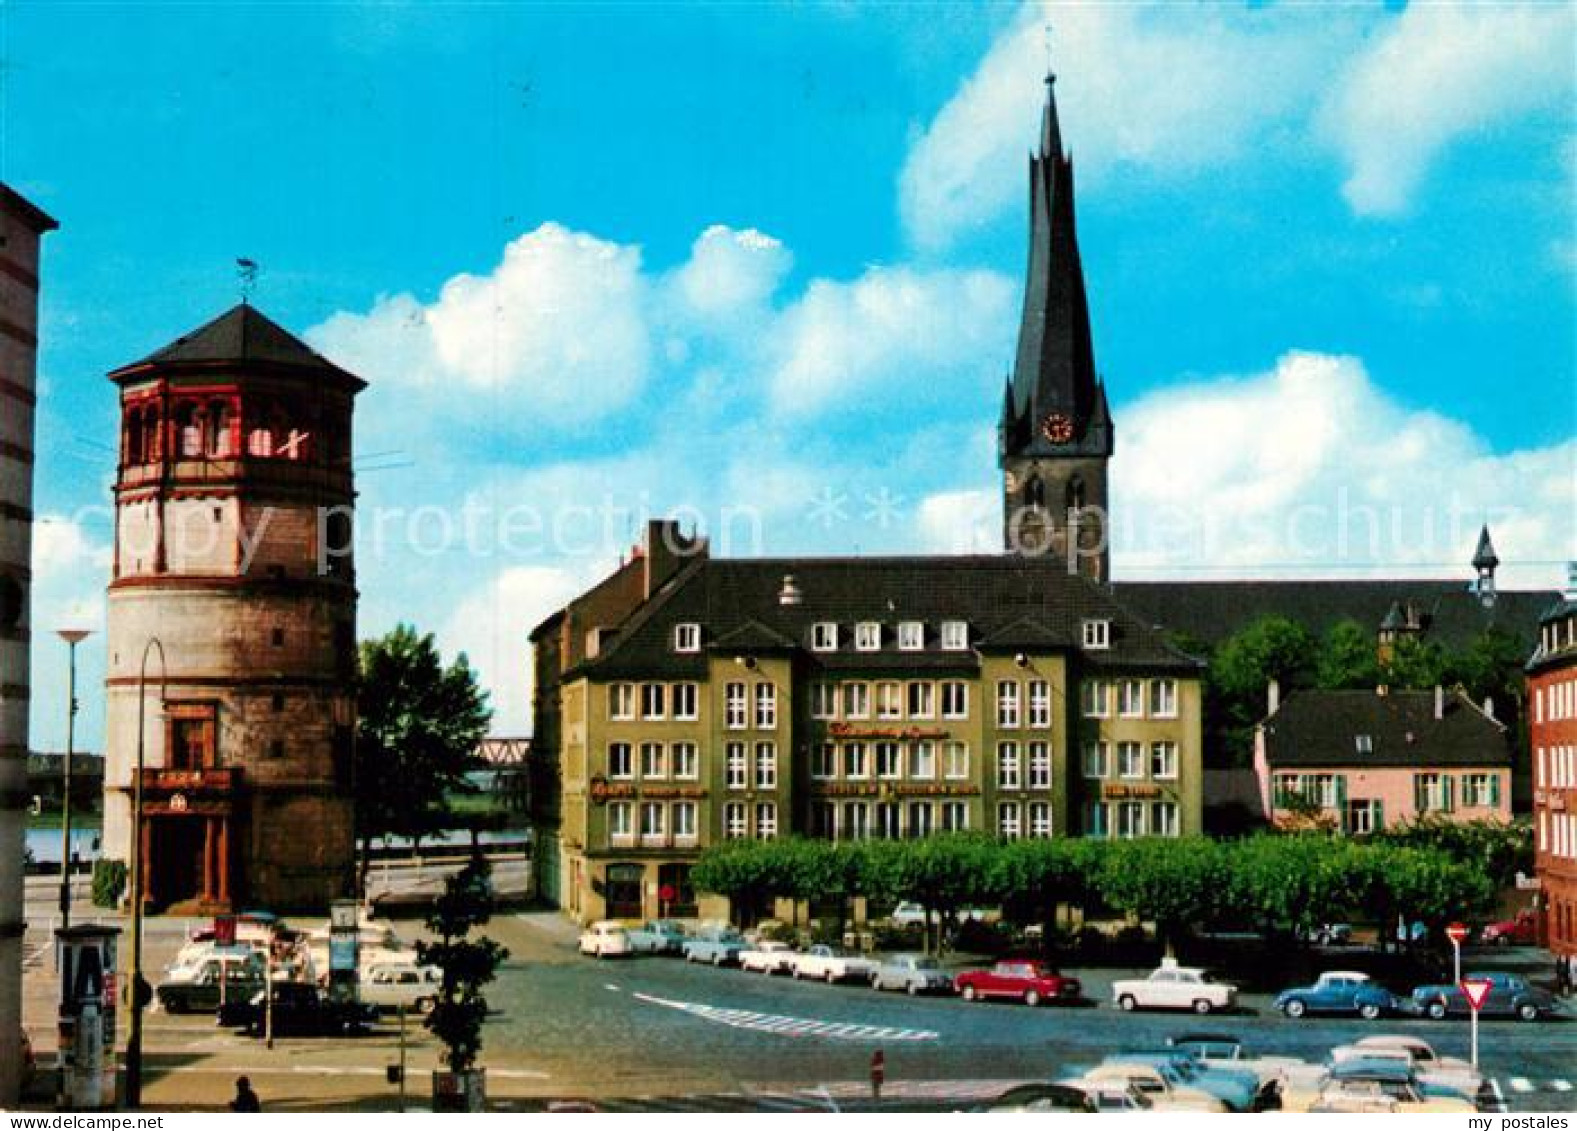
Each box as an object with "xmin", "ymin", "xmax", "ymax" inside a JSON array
[{"xmin": 1040, "ymin": 412, "xmax": 1074, "ymax": 445}]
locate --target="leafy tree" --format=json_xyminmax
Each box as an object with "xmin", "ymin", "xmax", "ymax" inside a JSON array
[
  {"xmin": 1222, "ymin": 835, "xmax": 1352, "ymax": 942},
  {"xmin": 690, "ymin": 838, "xmax": 783, "ymax": 925},
  {"xmin": 859, "ymin": 834, "xmax": 998, "ymax": 953},
  {"xmin": 418, "ymin": 855, "xmax": 509, "ymax": 1100},
  {"xmin": 356, "ymin": 624, "xmax": 492, "ymax": 886},
  {"xmin": 1096, "ymin": 837, "xmax": 1227, "ymax": 952},
  {"xmin": 991, "ymin": 838, "xmax": 1091, "ymax": 944},
  {"xmin": 1316, "ymin": 620, "xmax": 1381, "ymax": 690},
  {"xmin": 1366, "ymin": 816, "xmax": 1532, "ymax": 889},
  {"xmin": 1446, "ymin": 627, "xmax": 1528, "ymax": 707},
  {"xmin": 1209, "ymin": 617, "xmax": 1317, "ymax": 765},
  {"xmin": 1379, "ymin": 634, "xmax": 1449, "ymax": 690}
]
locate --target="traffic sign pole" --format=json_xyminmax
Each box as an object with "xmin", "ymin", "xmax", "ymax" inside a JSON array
[
  {"xmin": 1470, "ymin": 1002, "xmax": 1478, "ymax": 1069},
  {"xmin": 1446, "ymin": 922, "xmax": 1468, "ymax": 985},
  {"xmin": 1459, "ymin": 978, "xmax": 1493, "ymax": 1069}
]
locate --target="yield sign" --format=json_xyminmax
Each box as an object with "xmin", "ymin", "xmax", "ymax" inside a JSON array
[
  {"xmin": 1460, "ymin": 978, "xmax": 1494, "ymax": 1011},
  {"xmin": 1446, "ymin": 922, "xmax": 1469, "ymax": 945}
]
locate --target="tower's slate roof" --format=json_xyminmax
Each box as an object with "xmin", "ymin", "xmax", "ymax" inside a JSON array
[
  {"xmin": 1261, "ymin": 688, "xmax": 1510, "ymax": 769},
  {"xmin": 109, "ymin": 304, "xmax": 365, "ymax": 390}
]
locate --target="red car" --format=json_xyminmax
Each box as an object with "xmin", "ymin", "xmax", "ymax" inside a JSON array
[
  {"xmin": 954, "ymin": 960, "xmax": 1081, "ymax": 1006},
  {"xmin": 1481, "ymin": 910, "xmax": 1537, "ymax": 946}
]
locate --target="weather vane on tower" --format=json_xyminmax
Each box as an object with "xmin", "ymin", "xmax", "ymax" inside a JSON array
[{"xmin": 236, "ymin": 258, "xmax": 259, "ymax": 304}]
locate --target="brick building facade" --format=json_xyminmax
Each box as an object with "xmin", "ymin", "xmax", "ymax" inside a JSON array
[{"xmin": 1531, "ymin": 597, "xmax": 1577, "ymax": 959}]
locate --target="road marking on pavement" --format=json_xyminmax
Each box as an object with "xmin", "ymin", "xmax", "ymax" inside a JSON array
[
  {"xmin": 1510, "ymin": 1077, "xmax": 1534, "ymax": 1093},
  {"xmin": 604, "ymin": 983, "xmax": 621, "ymax": 992},
  {"xmin": 1552, "ymin": 1080, "xmax": 1573, "ymax": 1093},
  {"xmin": 630, "ymin": 991, "xmax": 937, "ymax": 1042},
  {"xmin": 1488, "ymin": 1079, "xmax": 1508, "ymax": 1114}
]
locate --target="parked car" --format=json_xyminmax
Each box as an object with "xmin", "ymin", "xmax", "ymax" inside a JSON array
[
  {"xmin": 359, "ymin": 963, "xmax": 441, "ymax": 1015},
  {"xmin": 887, "ymin": 902, "xmax": 989, "ymax": 928},
  {"xmin": 682, "ymin": 927, "xmax": 747, "ymax": 966},
  {"xmin": 1112, "ymin": 961, "xmax": 1237, "ymax": 1014},
  {"xmin": 578, "ymin": 921, "xmax": 632, "ymax": 959},
  {"xmin": 1345, "ymin": 1035, "xmax": 1474, "ymax": 1078},
  {"xmin": 1166, "ymin": 1033, "xmax": 1303, "ymax": 1109},
  {"xmin": 954, "ymin": 960, "xmax": 1080, "ymax": 1006},
  {"xmin": 1103, "ymin": 1053, "xmax": 1261, "ymax": 1113},
  {"xmin": 1299, "ymin": 923, "xmax": 1354, "ymax": 946},
  {"xmin": 1480, "ymin": 909, "xmax": 1537, "ymax": 946},
  {"xmin": 221, "ymin": 983, "xmax": 378, "ymax": 1038},
  {"xmin": 1410, "ymin": 970, "xmax": 1558, "ymax": 1021},
  {"xmin": 739, "ymin": 940, "xmax": 797, "ymax": 975},
  {"xmin": 1329, "ymin": 1043, "xmax": 1482, "ymax": 1103},
  {"xmin": 970, "ymin": 1083, "xmax": 1095, "ymax": 1113},
  {"xmin": 156, "ymin": 950, "xmax": 266, "ymax": 1014},
  {"xmin": 1061, "ymin": 1063, "xmax": 1226, "ymax": 1112},
  {"xmin": 1273, "ymin": 971, "xmax": 1408, "ymax": 1020},
  {"xmin": 790, "ymin": 945, "xmax": 877, "ymax": 984},
  {"xmin": 1306, "ymin": 1059, "xmax": 1476, "ymax": 1113},
  {"xmin": 625, "ymin": 920, "xmax": 688, "ymax": 956},
  {"xmin": 871, "ymin": 953, "xmax": 953, "ymax": 995},
  {"xmin": 1081, "ymin": 1083, "xmax": 1159, "ymax": 1113}
]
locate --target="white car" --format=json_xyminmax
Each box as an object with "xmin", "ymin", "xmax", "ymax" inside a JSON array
[
  {"xmin": 1334, "ymin": 1037, "xmax": 1483, "ymax": 1099},
  {"xmin": 739, "ymin": 940, "xmax": 796, "ymax": 974},
  {"xmin": 1112, "ymin": 961, "xmax": 1238, "ymax": 1014},
  {"xmin": 790, "ymin": 945, "xmax": 878, "ymax": 984},
  {"xmin": 1062, "ymin": 1064, "xmax": 1226, "ymax": 1112},
  {"xmin": 579, "ymin": 920, "xmax": 632, "ymax": 958},
  {"xmin": 360, "ymin": 963, "xmax": 442, "ymax": 1015}
]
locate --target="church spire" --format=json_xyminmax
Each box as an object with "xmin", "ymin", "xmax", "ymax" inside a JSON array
[{"xmin": 1040, "ymin": 70, "xmax": 1063, "ymax": 159}]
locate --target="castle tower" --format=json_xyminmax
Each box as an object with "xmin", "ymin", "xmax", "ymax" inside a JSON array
[
  {"xmin": 0, "ymin": 185, "xmax": 57, "ymax": 1106},
  {"xmin": 1472, "ymin": 525, "xmax": 1499, "ymax": 609},
  {"xmin": 999, "ymin": 73, "xmax": 1113, "ymax": 580},
  {"xmin": 102, "ymin": 304, "xmax": 363, "ymax": 912}
]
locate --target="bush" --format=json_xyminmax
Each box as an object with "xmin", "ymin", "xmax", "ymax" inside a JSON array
[
  {"xmin": 92, "ymin": 859, "xmax": 127, "ymax": 908},
  {"xmin": 952, "ymin": 917, "xmax": 1013, "ymax": 956}
]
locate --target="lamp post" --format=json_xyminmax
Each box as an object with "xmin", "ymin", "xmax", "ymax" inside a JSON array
[
  {"xmin": 124, "ymin": 636, "xmax": 165, "ymax": 1110},
  {"xmin": 55, "ymin": 629, "xmax": 91, "ymax": 932}
]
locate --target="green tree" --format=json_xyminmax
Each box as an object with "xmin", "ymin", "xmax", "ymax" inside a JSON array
[
  {"xmin": 992, "ymin": 838, "xmax": 1093, "ymax": 945},
  {"xmin": 1316, "ymin": 620, "xmax": 1381, "ymax": 690},
  {"xmin": 690, "ymin": 839, "xmax": 783, "ymax": 925},
  {"xmin": 1366, "ymin": 816, "xmax": 1532, "ymax": 889},
  {"xmin": 1223, "ymin": 835, "xmax": 1353, "ymax": 942},
  {"xmin": 1379, "ymin": 634, "xmax": 1449, "ymax": 690},
  {"xmin": 417, "ymin": 855, "xmax": 509, "ymax": 1101},
  {"xmin": 1096, "ymin": 837, "xmax": 1227, "ymax": 952},
  {"xmin": 859, "ymin": 834, "xmax": 998, "ymax": 953},
  {"xmin": 1210, "ymin": 617, "xmax": 1318, "ymax": 765},
  {"xmin": 356, "ymin": 625, "xmax": 492, "ymax": 887}
]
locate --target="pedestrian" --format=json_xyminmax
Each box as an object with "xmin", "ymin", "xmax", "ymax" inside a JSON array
[{"xmin": 229, "ymin": 1075, "xmax": 261, "ymax": 1113}]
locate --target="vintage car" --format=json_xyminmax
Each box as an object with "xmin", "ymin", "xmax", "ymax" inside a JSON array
[
  {"xmin": 156, "ymin": 949, "xmax": 266, "ymax": 1014},
  {"xmin": 1112, "ymin": 961, "xmax": 1237, "ymax": 1014},
  {"xmin": 789, "ymin": 945, "xmax": 877, "ymax": 984},
  {"xmin": 1166, "ymin": 1033, "xmax": 1305, "ymax": 1108},
  {"xmin": 953, "ymin": 960, "xmax": 1080, "ymax": 1006},
  {"xmin": 359, "ymin": 963, "xmax": 442, "ymax": 1015},
  {"xmin": 625, "ymin": 920, "xmax": 688, "ymax": 956},
  {"xmin": 1480, "ymin": 909, "xmax": 1537, "ymax": 946},
  {"xmin": 1306, "ymin": 1059, "xmax": 1477, "ymax": 1113},
  {"xmin": 221, "ymin": 983, "xmax": 378, "ymax": 1038},
  {"xmin": 871, "ymin": 953, "xmax": 953, "ymax": 995},
  {"xmin": 1103, "ymin": 1053, "xmax": 1261, "ymax": 1112},
  {"xmin": 1060, "ymin": 1063, "xmax": 1226, "ymax": 1112},
  {"xmin": 738, "ymin": 940, "xmax": 797, "ymax": 975},
  {"xmin": 578, "ymin": 921, "xmax": 633, "ymax": 959},
  {"xmin": 1272, "ymin": 970, "xmax": 1409, "ymax": 1020},
  {"xmin": 1411, "ymin": 970, "xmax": 1558, "ymax": 1021},
  {"xmin": 681, "ymin": 927, "xmax": 748, "ymax": 966},
  {"xmin": 969, "ymin": 1084, "xmax": 1095, "ymax": 1113}
]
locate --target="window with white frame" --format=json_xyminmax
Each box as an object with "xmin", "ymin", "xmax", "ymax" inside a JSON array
[
  {"xmin": 1116, "ymin": 801, "xmax": 1145, "ymax": 838},
  {"xmin": 1149, "ymin": 679, "xmax": 1178, "ymax": 718},
  {"xmin": 897, "ymin": 621, "xmax": 925, "ymax": 651},
  {"xmin": 1118, "ymin": 679, "xmax": 1144, "ymax": 718},
  {"xmin": 841, "ymin": 802, "xmax": 869, "ymax": 840},
  {"xmin": 1151, "ymin": 801, "xmax": 1179, "ymax": 837},
  {"xmin": 1344, "ymin": 798, "xmax": 1380, "ymax": 835},
  {"xmin": 1027, "ymin": 741, "xmax": 1051, "ymax": 789},
  {"xmin": 724, "ymin": 682, "xmax": 747, "ymax": 729},
  {"xmin": 907, "ymin": 681, "xmax": 935, "ymax": 719},
  {"xmin": 673, "ymin": 802, "xmax": 697, "ymax": 841},
  {"xmin": 1118, "ymin": 742, "xmax": 1144, "ymax": 779},
  {"xmin": 908, "ymin": 802, "xmax": 934, "ymax": 837},
  {"xmin": 908, "ymin": 740, "xmax": 936, "ymax": 780},
  {"xmin": 843, "ymin": 742, "xmax": 869, "ymax": 779},
  {"xmin": 672, "ymin": 682, "xmax": 699, "ymax": 720},
  {"xmin": 940, "ymin": 801, "xmax": 969, "ymax": 831},
  {"xmin": 876, "ymin": 741, "xmax": 901, "ymax": 780},
  {"xmin": 1082, "ymin": 619, "xmax": 1111, "ymax": 649},
  {"xmin": 756, "ymin": 802, "xmax": 778, "ymax": 839},
  {"xmin": 1462, "ymin": 773, "xmax": 1497, "ymax": 808},
  {"xmin": 1150, "ymin": 741, "xmax": 1178, "ymax": 780},
  {"xmin": 874, "ymin": 803, "xmax": 901, "ymax": 839},
  {"xmin": 1084, "ymin": 801, "xmax": 1109, "ymax": 837},
  {"xmin": 997, "ymin": 680, "xmax": 1022, "ymax": 727},
  {"xmin": 673, "ymin": 623, "xmax": 701, "ymax": 653},
  {"xmin": 1080, "ymin": 680, "xmax": 1110, "ymax": 718},
  {"xmin": 877, "ymin": 681, "xmax": 903, "ymax": 720},
  {"xmin": 725, "ymin": 742, "xmax": 747, "ymax": 790},
  {"xmin": 754, "ymin": 682, "xmax": 777, "ymax": 729},
  {"xmin": 998, "ymin": 802, "xmax": 1023, "ymax": 840},
  {"xmin": 997, "ymin": 742, "xmax": 1022, "ymax": 789},
  {"xmin": 944, "ymin": 741, "xmax": 970, "ymax": 780},
  {"xmin": 1027, "ymin": 679, "xmax": 1051, "ymax": 727},
  {"xmin": 811, "ymin": 622, "xmax": 839, "ymax": 651},
  {"xmin": 724, "ymin": 802, "xmax": 748, "ymax": 839},
  {"xmin": 1028, "ymin": 801, "xmax": 1052, "ymax": 838},
  {"xmin": 609, "ymin": 683, "xmax": 635, "ymax": 721},
  {"xmin": 640, "ymin": 683, "xmax": 667, "ymax": 720},
  {"xmin": 855, "ymin": 621, "xmax": 882, "ymax": 651},
  {"xmin": 672, "ymin": 742, "xmax": 698, "ymax": 780},
  {"xmin": 941, "ymin": 681, "xmax": 969, "ymax": 719},
  {"xmin": 811, "ymin": 682, "xmax": 837, "ymax": 720},
  {"xmin": 608, "ymin": 802, "xmax": 632, "ymax": 842},
  {"xmin": 640, "ymin": 802, "xmax": 665, "ymax": 840},
  {"xmin": 754, "ymin": 742, "xmax": 777, "ymax": 789},
  {"xmin": 940, "ymin": 620, "xmax": 969, "ymax": 651},
  {"xmin": 842, "ymin": 682, "xmax": 870, "ymax": 719},
  {"xmin": 1355, "ymin": 734, "xmax": 1373, "ymax": 754},
  {"xmin": 608, "ymin": 743, "xmax": 633, "ymax": 779},
  {"xmin": 812, "ymin": 742, "xmax": 836, "ymax": 780},
  {"xmin": 1082, "ymin": 740, "xmax": 1110, "ymax": 779},
  {"xmin": 640, "ymin": 742, "xmax": 666, "ymax": 779}
]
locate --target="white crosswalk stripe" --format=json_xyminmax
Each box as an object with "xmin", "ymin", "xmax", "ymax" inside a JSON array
[
  {"xmin": 630, "ymin": 990, "xmax": 938, "ymax": 1041},
  {"xmin": 1551, "ymin": 1080, "xmax": 1573, "ymax": 1092},
  {"xmin": 1510, "ymin": 1077, "xmax": 1535, "ymax": 1093}
]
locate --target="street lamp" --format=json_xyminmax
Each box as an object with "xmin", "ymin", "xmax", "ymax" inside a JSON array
[
  {"xmin": 55, "ymin": 629, "xmax": 91, "ymax": 932},
  {"xmin": 124, "ymin": 636, "xmax": 165, "ymax": 1110}
]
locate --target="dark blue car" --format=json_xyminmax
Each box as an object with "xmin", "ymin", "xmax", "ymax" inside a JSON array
[{"xmin": 1274, "ymin": 971, "xmax": 1407, "ymax": 1020}]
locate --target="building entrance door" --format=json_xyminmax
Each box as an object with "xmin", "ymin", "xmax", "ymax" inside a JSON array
[
  {"xmin": 604, "ymin": 864, "xmax": 644, "ymax": 920},
  {"xmin": 149, "ymin": 817, "xmax": 207, "ymax": 909}
]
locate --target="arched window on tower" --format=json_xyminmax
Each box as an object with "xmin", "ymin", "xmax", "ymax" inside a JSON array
[
  {"xmin": 206, "ymin": 399, "xmax": 233, "ymax": 458},
  {"xmin": 247, "ymin": 399, "xmax": 275, "ymax": 457},
  {"xmin": 1025, "ymin": 475, "xmax": 1045, "ymax": 509},
  {"xmin": 124, "ymin": 405, "xmax": 143, "ymax": 465},
  {"xmin": 174, "ymin": 402, "xmax": 203, "ymax": 459},
  {"xmin": 140, "ymin": 403, "xmax": 161, "ymax": 463}
]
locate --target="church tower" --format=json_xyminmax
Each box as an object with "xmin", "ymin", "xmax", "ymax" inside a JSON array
[{"xmin": 999, "ymin": 73, "xmax": 1113, "ymax": 581}]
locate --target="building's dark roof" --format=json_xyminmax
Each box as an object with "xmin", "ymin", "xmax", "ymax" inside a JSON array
[
  {"xmin": 109, "ymin": 303, "xmax": 366, "ymax": 390},
  {"xmin": 1000, "ymin": 75, "xmax": 1112, "ymax": 462},
  {"xmin": 574, "ymin": 554, "xmax": 1201, "ymax": 680},
  {"xmin": 1261, "ymin": 689, "xmax": 1510, "ymax": 769},
  {"xmin": 0, "ymin": 184, "xmax": 58, "ymax": 233},
  {"xmin": 1113, "ymin": 579, "xmax": 1558, "ymax": 651}
]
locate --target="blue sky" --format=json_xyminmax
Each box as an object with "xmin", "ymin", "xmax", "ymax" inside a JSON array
[{"xmin": 6, "ymin": 1, "xmax": 1573, "ymax": 745}]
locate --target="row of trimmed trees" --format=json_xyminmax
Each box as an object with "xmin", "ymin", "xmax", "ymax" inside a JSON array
[{"xmin": 690, "ymin": 831, "xmax": 1499, "ymax": 953}]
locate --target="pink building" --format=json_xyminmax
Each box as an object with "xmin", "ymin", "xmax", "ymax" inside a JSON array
[{"xmin": 1255, "ymin": 686, "xmax": 1511, "ymax": 832}]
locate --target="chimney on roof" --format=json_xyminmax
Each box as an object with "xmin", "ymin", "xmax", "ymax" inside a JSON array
[
  {"xmin": 1433, "ymin": 685, "xmax": 1444, "ymax": 720},
  {"xmin": 778, "ymin": 573, "xmax": 803, "ymax": 606},
  {"xmin": 643, "ymin": 518, "xmax": 708, "ymax": 599},
  {"xmin": 1267, "ymin": 678, "xmax": 1280, "ymax": 716}
]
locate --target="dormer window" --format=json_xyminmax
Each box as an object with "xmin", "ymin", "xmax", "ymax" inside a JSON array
[
  {"xmin": 811, "ymin": 623, "xmax": 839, "ymax": 652},
  {"xmin": 673, "ymin": 623, "xmax": 701, "ymax": 653},
  {"xmin": 940, "ymin": 620, "xmax": 969, "ymax": 651},
  {"xmin": 897, "ymin": 621, "xmax": 925, "ymax": 651},
  {"xmin": 855, "ymin": 622, "xmax": 882, "ymax": 652},
  {"xmin": 1355, "ymin": 734, "xmax": 1373, "ymax": 755},
  {"xmin": 1082, "ymin": 619, "xmax": 1111, "ymax": 650}
]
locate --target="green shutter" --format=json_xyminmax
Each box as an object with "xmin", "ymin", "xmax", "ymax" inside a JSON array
[
  {"xmin": 1336, "ymin": 775, "xmax": 1348, "ymax": 807},
  {"xmin": 1490, "ymin": 774, "xmax": 1501, "ymax": 808},
  {"xmin": 1373, "ymin": 800, "xmax": 1384, "ymax": 830},
  {"xmin": 1413, "ymin": 775, "xmax": 1424, "ymax": 813},
  {"xmin": 1444, "ymin": 776, "xmax": 1455, "ymax": 813}
]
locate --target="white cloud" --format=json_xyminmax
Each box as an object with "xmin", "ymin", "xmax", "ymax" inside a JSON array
[
  {"xmin": 28, "ymin": 515, "xmax": 112, "ymax": 750},
  {"xmin": 1323, "ymin": 2, "xmax": 1576, "ymax": 217},
  {"xmin": 900, "ymin": 2, "xmax": 1354, "ymax": 251},
  {"xmin": 669, "ymin": 224, "xmax": 792, "ymax": 318},
  {"xmin": 916, "ymin": 489, "xmax": 998, "ymax": 554}
]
